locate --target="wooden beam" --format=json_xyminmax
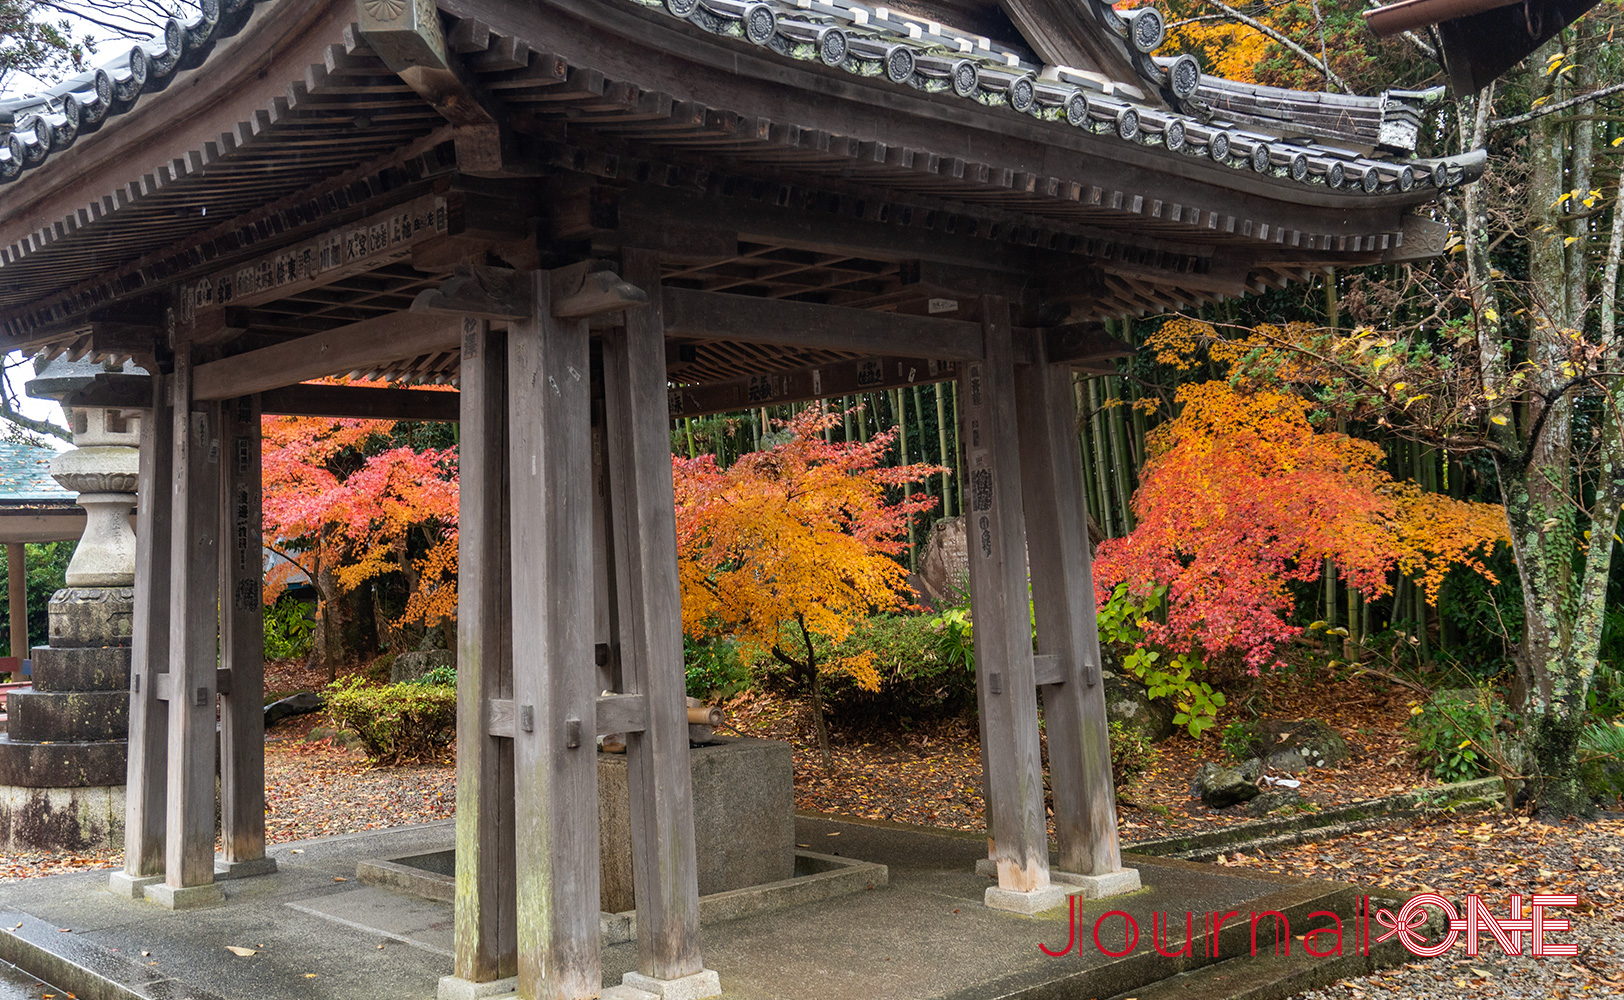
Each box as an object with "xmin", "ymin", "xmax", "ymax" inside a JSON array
[
  {"xmin": 176, "ymin": 194, "xmax": 454, "ymax": 329},
  {"xmin": 960, "ymin": 298, "xmax": 1052, "ymax": 896},
  {"xmin": 508, "ymin": 269, "xmax": 601, "ymax": 999},
  {"xmin": 1015, "ymin": 352, "xmax": 1123, "ymax": 878},
  {"xmin": 121, "ymin": 371, "xmax": 171, "ymax": 883},
  {"xmin": 164, "ymin": 358, "xmax": 220, "ymax": 892},
  {"xmin": 218, "ymin": 395, "xmax": 269, "ymax": 869},
  {"xmin": 670, "ymin": 356, "xmax": 958, "ymax": 419},
  {"xmin": 454, "ymin": 318, "xmax": 518, "ymax": 984},
  {"xmin": 662, "ymin": 287, "xmax": 984, "ymax": 360},
  {"xmin": 1043, "ymin": 326, "xmax": 1137, "ymax": 368},
  {"xmin": 192, "ymin": 313, "xmax": 462, "ymax": 401},
  {"xmin": 486, "ymin": 695, "xmax": 651, "ymax": 741},
  {"xmin": 262, "ymin": 384, "xmax": 461, "ymax": 422},
  {"xmin": 606, "ymin": 249, "xmax": 707, "ymax": 983},
  {"xmin": 5, "ymin": 543, "xmax": 23, "ymax": 661}
]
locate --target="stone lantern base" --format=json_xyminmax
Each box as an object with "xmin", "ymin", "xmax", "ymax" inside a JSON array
[{"xmin": 0, "ymin": 588, "xmax": 130, "ymax": 851}]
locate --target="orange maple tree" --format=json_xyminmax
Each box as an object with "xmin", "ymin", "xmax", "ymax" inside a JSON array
[
  {"xmin": 673, "ymin": 407, "xmax": 944, "ymax": 767},
  {"xmin": 261, "ymin": 382, "xmax": 460, "ymax": 653},
  {"xmin": 1094, "ymin": 379, "xmax": 1510, "ymax": 674}
]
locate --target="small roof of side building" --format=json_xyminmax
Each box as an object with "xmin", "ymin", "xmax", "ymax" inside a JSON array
[{"xmin": 0, "ymin": 438, "xmax": 80, "ymax": 545}]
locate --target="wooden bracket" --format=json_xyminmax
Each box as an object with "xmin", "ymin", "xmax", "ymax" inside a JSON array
[
  {"xmin": 485, "ymin": 694, "xmax": 649, "ymax": 740},
  {"xmin": 350, "ymin": 1, "xmax": 521, "ymax": 177},
  {"xmin": 411, "ymin": 263, "xmax": 534, "ymax": 321},
  {"xmin": 549, "ymin": 261, "xmax": 648, "ymax": 319},
  {"xmin": 1032, "ymin": 654, "xmax": 1064, "ymax": 687},
  {"xmin": 150, "ymin": 669, "xmax": 231, "ymax": 702}
]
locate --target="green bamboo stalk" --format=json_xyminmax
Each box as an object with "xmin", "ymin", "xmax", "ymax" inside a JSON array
[
  {"xmin": 843, "ymin": 396, "xmax": 853, "ymax": 442},
  {"xmin": 1087, "ymin": 378, "xmax": 1117, "ymax": 537},
  {"xmin": 949, "ymin": 381, "xmax": 963, "ymax": 507},
  {"xmin": 1106, "ymin": 376, "xmax": 1136, "ymax": 531},
  {"xmin": 1074, "ymin": 375, "xmax": 1102, "ymax": 529},
  {"xmin": 934, "ymin": 382, "xmax": 953, "ymax": 516}
]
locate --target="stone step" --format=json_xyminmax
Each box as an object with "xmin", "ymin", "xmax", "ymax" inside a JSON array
[
  {"xmin": 0, "ymin": 736, "xmax": 126, "ymax": 787},
  {"xmin": 1102, "ymin": 940, "xmax": 1402, "ymax": 1000},
  {"xmin": 27, "ymin": 646, "xmax": 130, "ymax": 693},
  {"xmin": 5, "ymin": 689, "xmax": 128, "ymax": 743}
]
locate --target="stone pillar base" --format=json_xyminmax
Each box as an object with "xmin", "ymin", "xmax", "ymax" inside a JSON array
[
  {"xmin": 984, "ymin": 883, "xmax": 1070, "ymax": 914},
  {"xmin": 108, "ymin": 872, "xmax": 163, "ymax": 898},
  {"xmin": 438, "ymin": 975, "xmax": 518, "ymax": 1000},
  {"xmin": 619, "ymin": 969, "xmax": 723, "ymax": 1000},
  {"xmin": 1053, "ymin": 867, "xmax": 1143, "ymax": 899},
  {"xmin": 144, "ymin": 881, "xmax": 226, "ymax": 910},
  {"xmin": 0, "ymin": 783, "xmax": 124, "ymax": 852},
  {"xmin": 215, "ymin": 855, "xmax": 278, "ymax": 880}
]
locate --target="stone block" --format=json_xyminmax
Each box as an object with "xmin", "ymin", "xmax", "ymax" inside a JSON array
[
  {"xmin": 28, "ymin": 645, "xmax": 130, "ymax": 692},
  {"xmin": 108, "ymin": 872, "xmax": 163, "ymax": 899},
  {"xmin": 1052, "ymin": 867, "xmax": 1142, "ymax": 899},
  {"xmin": 6, "ymin": 689, "xmax": 129, "ymax": 743},
  {"xmin": 599, "ymin": 736, "xmax": 794, "ymax": 913},
  {"xmin": 215, "ymin": 855, "xmax": 278, "ymax": 880},
  {"xmin": 47, "ymin": 588, "xmax": 134, "ymax": 648},
  {"xmin": 144, "ymin": 881, "xmax": 227, "ymax": 910},
  {"xmin": 0, "ymin": 783, "xmax": 124, "ymax": 851},
  {"xmin": 984, "ymin": 883, "xmax": 1071, "ymax": 914},
  {"xmin": 0, "ymin": 736, "xmax": 126, "ymax": 787},
  {"xmin": 438, "ymin": 976, "xmax": 518, "ymax": 1000},
  {"xmin": 621, "ymin": 969, "xmax": 722, "ymax": 1000}
]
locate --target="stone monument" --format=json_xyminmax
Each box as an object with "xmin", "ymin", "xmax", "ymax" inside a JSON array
[{"xmin": 0, "ymin": 362, "xmax": 142, "ymax": 851}]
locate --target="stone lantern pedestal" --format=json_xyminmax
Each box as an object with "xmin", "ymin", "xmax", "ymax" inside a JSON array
[{"xmin": 0, "ymin": 395, "xmax": 140, "ymax": 851}]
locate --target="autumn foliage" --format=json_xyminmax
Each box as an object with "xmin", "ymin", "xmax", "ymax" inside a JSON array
[
  {"xmin": 673, "ymin": 407, "xmax": 943, "ymax": 765},
  {"xmin": 261, "ymin": 382, "xmax": 460, "ymax": 646},
  {"xmin": 1094, "ymin": 379, "xmax": 1510, "ymax": 673}
]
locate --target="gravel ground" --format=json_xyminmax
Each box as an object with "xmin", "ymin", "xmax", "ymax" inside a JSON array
[{"xmin": 1217, "ymin": 813, "xmax": 1624, "ymax": 999}]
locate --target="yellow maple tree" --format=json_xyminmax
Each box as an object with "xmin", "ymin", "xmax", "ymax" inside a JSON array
[{"xmin": 673, "ymin": 406, "xmax": 944, "ymax": 767}]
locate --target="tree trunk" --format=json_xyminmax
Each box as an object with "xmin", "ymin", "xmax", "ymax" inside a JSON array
[{"xmin": 808, "ymin": 667, "xmax": 833, "ymax": 771}]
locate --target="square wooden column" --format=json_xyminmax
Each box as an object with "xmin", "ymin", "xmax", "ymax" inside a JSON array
[
  {"xmin": 152, "ymin": 351, "xmax": 226, "ymax": 909},
  {"xmin": 601, "ymin": 249, "xmax": 718, "ymax": 998},
  {"xmin": 508, "ymin": 273, "xmax": 602, "ymax": 1000},
  {"xmin": 112, "ymin": 370, "xmax": 172, "ymax": 899},
  {"xmin": 218, "ymin": 394, "xmax": 275, "ymax": 879},
  {"xmin": 448, "ymin": 318, "xmax": 519, "ymax": 992},
  {"xmin": 961, "ymin": 297, "xmax": 1066, "ymax": 914},
  {"xmin": 1014, "ymin": 349, "xmax": 1140, "ymax": 898}
]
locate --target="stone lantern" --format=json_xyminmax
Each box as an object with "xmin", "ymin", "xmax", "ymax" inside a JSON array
[{"xmin": 0, "ymin": 359, "xmax": 143, "ymax": 852}]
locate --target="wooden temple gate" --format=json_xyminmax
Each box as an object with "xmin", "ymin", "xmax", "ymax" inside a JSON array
[{"xmin": 0, "ymin": 1, "xmax": 1485, "ymax": 997}]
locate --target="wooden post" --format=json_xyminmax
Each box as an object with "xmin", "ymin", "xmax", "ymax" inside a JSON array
[
  {"xmin": 509, "ymin": 271, "xmax": 601, "ymax": 1000},
  {"xmin": 603, "ymin": 249, "xmax": 712, "ymax": 992},
  {"xmin": 5, "ymin": 543, "xmax": 24, "ymax": 661},
  {"xmin": 453, "ymin": 318, "xmax": 518, "ymax": 985},
  {"xmin": 960, "ymin": 296, "xmax": 1058, "ymax": 912},
  {"xmin": 1015, "ymin": 345, "xmax": 1134, "ymax": 890},
  {"xmin": 114, "ymin": 371, "xmax": 172, "ymax": 895},
  {"xmin": 218, "ymin": 395, "xmax": 272, "ymax": 875},
  {"xmin": 158, "ymin": 351, "xmax": 225, "ymax": 906}
]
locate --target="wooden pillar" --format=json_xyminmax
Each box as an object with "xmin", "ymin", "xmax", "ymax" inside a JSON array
[
  {"xmin": 509, "ymin": 272, "xmax": 601, "ymax": 1000},
  {"xmin": 454, "ymin": 318, "xmax": 518, "ymax": 985},
  {"xmin": 1015, "ymin": 346, "xmax": 1130, "ymax": 885},
  {"xmin": 961, "ymin": 296, "xmax": 1056, "ymax": 909},
  {"xmin": 5, "ymin": 543, "xmax": 24, "ymax": 661},
  {"xmin": 115, "ymin": 371, "xmax": 172, "ymax": 893},
  {"xmin": 219, "ymin": 395, "xmax": 272, "ymax": 873},
  {"xmin": 602, "ymin": 249, "xmax": 709, "ymax": 989},
  {"xmin": 160, "ymin": 352, "xmax": 224, "ymax": 903}
]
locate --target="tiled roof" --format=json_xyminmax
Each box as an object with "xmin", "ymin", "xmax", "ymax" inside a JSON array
[
  {"xmin": 0, "ymin": 0, "xmax": 272, "ymax": 185},
  {"xmin": 0, "ymin": 438, "xmax": 68, "ymax": 501},
  {"xmin": 631, "ymin": 0, "xmax": 1483, "ymax": 194}
]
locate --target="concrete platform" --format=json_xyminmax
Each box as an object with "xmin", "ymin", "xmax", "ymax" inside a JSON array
[{"xmin": 0, "ymin": 814, "xmax": 1422, "ymax": 1000}]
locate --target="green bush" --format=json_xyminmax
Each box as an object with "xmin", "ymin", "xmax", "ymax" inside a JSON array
[
  {"xmin": 410, "ymin": 664, "xmax": 458, "ymax": 687},
  {"xmin": 1408, "ymin": 687, "xmax": 1506, "ymax": 783},
  {"xmin": 748, "ymin": 614, "xmax": 977, "ymax": 718},
  {"xmin": 1220, "ymin": 719, "xmax": 1260, "ymax": 762},
  {"xmin": 685, "ymin": 636, "xmax": 750, "ymax": 699},
  {"xmin": 264, "ymin": 597, "xmax": 315, "ymax": 661},
  {"xmin": 324, "ymin": 676, "xmax": 456, "ymax": 765},
  {"xmin": 1109, "ymin": 720, "xmax": 1157, "ymax": 789},
  {"xmin": 1580, "ymin": 720, "xmax": 1624, "ymax": 803}
]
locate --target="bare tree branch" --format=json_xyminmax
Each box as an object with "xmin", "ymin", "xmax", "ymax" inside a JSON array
[
  {"xmin": 1197, "ymin": 0, "xmax": 1351, "ymax": 93},
  {"xmin": 1489, "ymin": 80, "xmax": 1624, "ymax": 130}
]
